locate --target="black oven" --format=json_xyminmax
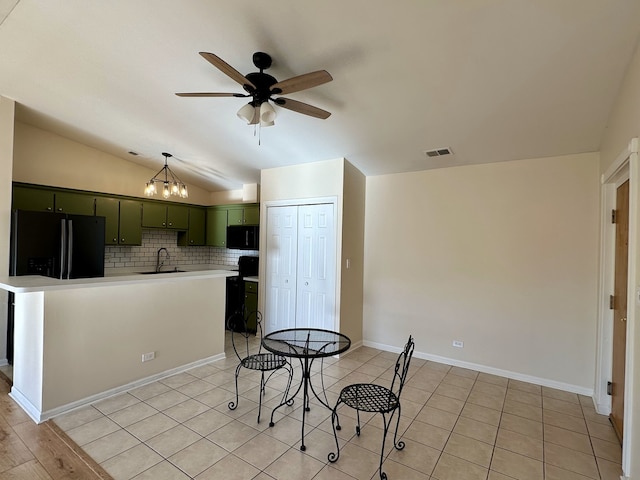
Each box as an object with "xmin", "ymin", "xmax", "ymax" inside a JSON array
[{"xmin": 225, "ymin": 256, "xmax": 259, "ymax": 324}]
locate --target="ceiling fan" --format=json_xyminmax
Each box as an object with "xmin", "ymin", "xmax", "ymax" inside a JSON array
[{"xmin": 176, "ymin": 52, "xmax": 332, "ymax": 127}]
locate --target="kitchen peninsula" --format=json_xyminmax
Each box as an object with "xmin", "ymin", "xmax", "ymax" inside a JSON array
[{"xmin": 0, "ymin": 268, "xmax": 235, "ymax": 423}]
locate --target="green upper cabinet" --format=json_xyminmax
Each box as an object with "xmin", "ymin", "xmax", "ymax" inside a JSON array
[
  {"xmin": 95, "ymin": 197, "xmax": 142, "ymax": 245},
  {"xmin": 119, "ymin": 199, "xmax": 143, "ymax": 245},
  {"xmin": 95, "ymin": 197, "xmax": 119, "ymax": 245},
  {"xmin": 243, "ymin": 205, "xmax": 260, "ymax": 225},
  {"xmin": 166, "ymin": 205, "xmax": 189, "ymax": 229},
  {"xmin": 227, "ymin": 204, "xmax": 259, "ymax": 226},
  {"xmin": 54, "ymin": 191, "xmax": 95, "ymax": 215},
  {"xmin": 142, "ymin": 202, "xmax": 166, "ymax": 228},
  {"xmin": 177, "ymin": 207, "xmax": 206, "ymax": 246},
  {"xmin": 12, "ymin": 185, "xmax": 55, "ymax": 212},
  {"xmin": 206, "ymin": 206, "xmax": 228, "ymax": 247},
  {"xmin": 142, "ymin": 202, "xmax": 189, "ymax": 229}
]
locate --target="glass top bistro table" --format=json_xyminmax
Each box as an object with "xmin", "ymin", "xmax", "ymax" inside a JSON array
[{"xmin": 262, "ymin": 328, "xmax": 351, "ymax": 451}]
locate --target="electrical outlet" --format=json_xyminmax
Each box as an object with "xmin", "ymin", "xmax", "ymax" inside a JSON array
[
  {"xmin": 452, "ymin": 340, "xmax": 464, "ymax": 348},
  {"xmin": 141, "ymin": 351, "xmax": 155, "ymax": 362}
]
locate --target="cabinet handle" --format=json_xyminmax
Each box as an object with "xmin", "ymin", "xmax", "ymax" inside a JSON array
[
  {"xmin": 47, "ymin": 207, "xmax": 52, "ymax": 211},
  {"xmin": 57, "ymin": 207, "xmax": 63, "ymax": 211},
  {"xmin": 121, "ymin": 238, "xmax": 125, "ymax": 242},
  {"xmin": 169, "ymin": 222, "xmax": 172, "ymax": 226},
  {"xmin": 113, "ymin": 238, "xmax": 117, "ymax": 242}
]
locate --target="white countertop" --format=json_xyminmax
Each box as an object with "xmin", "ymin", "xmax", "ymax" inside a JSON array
[{"xmin": 0, "ymin": 267, "xmax": 237, "ymax": 293}]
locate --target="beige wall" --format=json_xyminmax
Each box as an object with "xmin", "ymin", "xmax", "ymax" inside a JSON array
[
  {"xmin": 364, "ymin": 153, "xmax": 600, "ymax": 390},
  {"xmin": 600, "ymin": 41, "xmax": 640, "ymax": 176},
  {"xmin": 0, "ymin": 97, "xmax": 15, "ymax": 364},
  {"xmin": 260, "ymin": 158, "xmax": 366, "ymax": 340},
  {"xmin": 13, "ymin": 122, "xmax": 212, "ymax": 205},
  {"xmin": 599, "ymin": 41, "xmax": 640, "ymax": 478},
  {"xmin": 340, "ymin": 161, "xmax": 365, "ymax": 345}
]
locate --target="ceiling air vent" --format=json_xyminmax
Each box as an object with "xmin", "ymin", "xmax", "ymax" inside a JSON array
[{"xmin": 424, "ymin": 147, "xmax": 453, "ymax": 158}]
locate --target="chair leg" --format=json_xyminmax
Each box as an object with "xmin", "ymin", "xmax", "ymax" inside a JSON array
[
  {"xmin": 327, "ymin": 404, "xmax": 342, "ymax": 464},
  {"xmin": 228, "ymin": 364, "xmax": 242, "ymax": 411},
  {"xmin": 256, "ymin": 371, "xmax": 266, "ymax": 423},
  {"xmin": 356, "ymin": 410, "xmax": 361, "ymax": 436},
  {"xmin": 377, "ymin": 412, "xmax": 391, "ymax": 480},
  {"xmin": 392, "ymin": 405, "xmax": 405, "ymax": 451}
]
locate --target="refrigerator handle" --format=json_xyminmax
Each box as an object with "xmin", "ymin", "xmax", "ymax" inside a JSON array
[
  {"xmin": 9, "ymin": 210, "xmax": 18, "ymax": 276},
  {"xmin": 60, "ymin": 219, "xmax": 67, "ymax": 279},
  {"xmin": 67, "ymin": 219, "xmax": 73, "ymax": 280}
]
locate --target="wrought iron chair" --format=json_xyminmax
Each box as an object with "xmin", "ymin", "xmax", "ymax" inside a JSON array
[
  {"xmin": 227, "ymin": 307, "xmax": 294, "ymax": 423},
  {"xmin": 328, "ymin": 335, "xmax": 415, "ymax": 480}
]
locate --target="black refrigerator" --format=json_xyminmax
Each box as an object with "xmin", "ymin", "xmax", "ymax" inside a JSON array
[
  {"xmin": 9, "ymin": 209, "xmax": 105, "ymax": 279},
  {"xmin": 7, "ymin": 209, "xmax": 106, "ymax": 365}
]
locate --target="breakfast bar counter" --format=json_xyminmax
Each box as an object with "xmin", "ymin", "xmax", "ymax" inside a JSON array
[{"xmin": 0, "ymin": 268, "xmax": 236, "ymax": 423}]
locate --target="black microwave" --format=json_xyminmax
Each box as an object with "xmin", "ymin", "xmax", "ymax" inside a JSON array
[{"xmin": 227, "ymin": 225, "xmax": 259, "ymax": 250}]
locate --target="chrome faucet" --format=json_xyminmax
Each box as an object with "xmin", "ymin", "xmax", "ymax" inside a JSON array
[{"xmin": 156, "ymin": 248, "xmax": 170, "ymax": 272}]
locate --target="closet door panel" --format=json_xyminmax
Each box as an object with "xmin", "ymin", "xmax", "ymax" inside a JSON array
[
  {"xmin": 265, "ymin": 206, "xmax": 298, "ymax": 333},
  {"xmin": 296, "ymin": 204, "xmax": 336, "ymax": 330}
]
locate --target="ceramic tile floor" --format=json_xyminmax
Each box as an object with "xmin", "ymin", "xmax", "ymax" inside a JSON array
[{"xmin": 52, "ymin": 333, "xmax": 623, "ymax": 480}]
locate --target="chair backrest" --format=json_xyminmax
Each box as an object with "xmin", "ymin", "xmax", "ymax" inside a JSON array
[
  {"xmin": 389, "ymin": 335, "xmax": 415, "ymax": 399},
  {"xmin": 227, "ymin": 306, "xmax": 264, "ymax": 362}
]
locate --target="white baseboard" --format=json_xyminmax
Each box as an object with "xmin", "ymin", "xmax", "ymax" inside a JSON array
[
  {"xmin": 12, "ymin": 352, "xmax": 226, "ymax": 424},
  {"xmin": 362, "ymin": 340, "xmax": 594, "ymax": 396}
]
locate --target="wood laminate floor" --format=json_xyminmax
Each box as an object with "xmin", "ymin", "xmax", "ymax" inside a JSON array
[{"xmin": 0, "ymin": 370, "xmax": 112, "ymax": 479}]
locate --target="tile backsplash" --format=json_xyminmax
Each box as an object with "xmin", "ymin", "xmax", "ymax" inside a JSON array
[{"xmin": 104, "ymin": 229, "xmax": 258, "ymax": 274}]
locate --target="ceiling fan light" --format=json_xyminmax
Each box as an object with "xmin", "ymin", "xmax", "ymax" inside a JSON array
[
  {"xmin": 260, "ymin": 118, "xmax": 275, "ymax": 127},
  {"xmin": 237, "ymin": 103, "xmax": 256, "ymax": 124},
  {"xmin": 260, "ymin": 101, "xmax": 276, "ymax": 123}
]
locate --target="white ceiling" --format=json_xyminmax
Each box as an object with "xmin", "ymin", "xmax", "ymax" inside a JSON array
[{"xmin": 1, "ymin": 1, "xmax": 639, "ymax": 192}]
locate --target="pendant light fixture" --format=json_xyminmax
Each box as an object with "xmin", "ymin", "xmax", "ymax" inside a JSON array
[{"xmin": 144, "ymin": 152, "xmax": 188, "ymax": 199}]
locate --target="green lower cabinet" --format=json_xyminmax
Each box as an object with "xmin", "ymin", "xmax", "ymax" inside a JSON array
[
  {"xmin": 12, "ymin": 185, "xmax": 55, "ymax": 212},
  {"xmin": 178, "ymin": 207, "xmax": 206, "ymax": 246},
  {"xmin": 244, "ymin": 281, "xmax": 258, "ymax": 332}
]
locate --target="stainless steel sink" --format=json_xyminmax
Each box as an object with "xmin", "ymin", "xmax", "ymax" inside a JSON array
[{"xmin": 137, "ymin": 270, "xmax": 186, "ymax": 274}]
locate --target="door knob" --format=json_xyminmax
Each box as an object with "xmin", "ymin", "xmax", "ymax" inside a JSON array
[{"xmin": 621, "ymin": 317, "xmax": 627, "ymax": 322}]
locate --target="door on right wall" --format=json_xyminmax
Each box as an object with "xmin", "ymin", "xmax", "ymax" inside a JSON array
[
  {"xmin": 264, "ymin": 203, "xmax": 337, "ymax": 334},
  {"xmin": 611, "ymin": 179, "xmax": 629, "ymax": 443}
]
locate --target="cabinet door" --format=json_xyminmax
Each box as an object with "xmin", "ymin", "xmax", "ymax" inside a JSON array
[
  {"xmin": 243, "ymin": 205, "xmax": 260, "ymax": 225},
  {"xmin": 166, "ymin": 205, "xmax": 189, "ymax": 230},
  {"xmin": 142, "ymin": 202, "xmax": 167, "ymax": 228},
  {"xmin": 188, "ymin": 207, "xmax": 206, "ymax": 245},
  {"xmin": 12, "ymin": 186, "xmax": 55, "ymax": 212},
  {"xmin": 206, "ymin": 207, "xmax": 228, "ymax": 247},
  {"xmin": 119, "ymin": 200, "xmax": 142, "ymax": 245},
  {"xmin": 55, "ymin": 192, "xmax": 95, "ymax": 215},
  {"xmin": 227, "ymin": 208, "xmax": 243, "ymax": 225},
  {"xmin": 95, "ymin": 197, "xmax": 120, "ymax": 245},
  {"xmin": 244, "ymin": 281, "xmax": 258, "ymax": 333}
]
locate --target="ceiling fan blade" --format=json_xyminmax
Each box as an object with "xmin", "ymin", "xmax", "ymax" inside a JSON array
[
  {"xmin": 276, "ymin": 98, "xmax": 331, "ymax": 119},
  {"xmin": 271, "ymin": 70, "xmax": 332, "ymax": 95},
  {"xmin": 175, "ymin": 92, "xmax": 248, "ymax": 97},
  {"xmin": 199, "ymin": 52, "xmax": 256, "ymax": 89}
]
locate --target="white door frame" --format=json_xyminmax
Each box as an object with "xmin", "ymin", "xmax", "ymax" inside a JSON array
[
  {"xmin": 595, "ymin": 137, "xmax": 637, "ymax": 475},
  {"xmin": 260, "ymin": 196, "xmax": 340, "ymax": 331}
]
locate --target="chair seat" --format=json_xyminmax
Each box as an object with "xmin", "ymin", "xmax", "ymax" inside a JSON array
[
  {"xmin": 241, "ymin": 352, "xmax": 287, "ymax": 371},
  {"xmin": 339, "ymin": 383, "xmax": 399, "ymax": 413}
]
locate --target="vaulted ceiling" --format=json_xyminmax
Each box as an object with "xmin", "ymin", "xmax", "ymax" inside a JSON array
[{"xmin": 1, "ymin": 0, "xmax": 639, "ymax": 191}]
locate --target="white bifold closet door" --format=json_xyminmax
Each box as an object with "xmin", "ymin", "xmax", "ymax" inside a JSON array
[{"xmin": 265, "ymin": 203, "xmax": 336, "ymax": 333}]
